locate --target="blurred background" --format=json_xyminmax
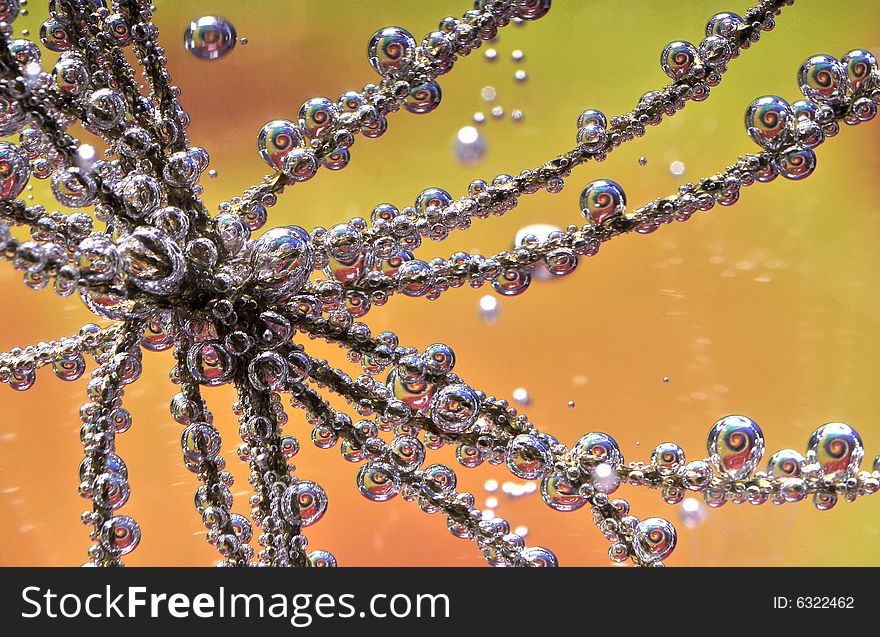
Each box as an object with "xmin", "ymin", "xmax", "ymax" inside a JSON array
[{"xmin": 1, "ymin": 0, "xmax": 879, "ymax": 566}]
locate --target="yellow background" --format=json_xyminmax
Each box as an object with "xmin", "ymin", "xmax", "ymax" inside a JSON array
[{"xmin": 1, "ymin": 0, "xmax": 879, "ymax": 566}]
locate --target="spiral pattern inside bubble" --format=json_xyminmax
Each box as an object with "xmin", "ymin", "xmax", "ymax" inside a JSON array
[
  {"xmin": 40, "ymin": 17, "xmax": 73, "ymax": 52},
  {"xmin": 580, "ymin": 179, "xmax": 627, "ymax": 225},
  {"xmin": 404, "ymin": 81, "xmax": 442, "ymax": 114},
  {"xmin": 807, "ymin": 422, "xmax": 863, "ymax": 480},
  {"xmin": 774, "ymin": 146, "xmax": 816, "ymax": 181},
  {"xmin": 309, "ymin": 550, "xmax": 337, "ymax": 568},
  {"xmin": 183, "ymin": 16, "xmax": 237, "ymax": 60},
  {"xmin": 0, "ymin": 141, "xmax": 30, "ymax": 201},
  {"xmin": 540, "ymin": 473, "xmax": 586, "ymax": 512},
  {"xmin": 842, "ymin": 49, "xmax": 878, "ymax": 93},
  {"xmin": 281, "ymin": 480, "xmax": 328, "ymax": 526},
  {"xmin": 299, "ymin": 97, "xmax": 338, "ymax": 139},
  {"xmin": 661, "ymin": 41, "xmax": 698, "ymax": 80},
  {"xmin": 368, "ymin": 27, "xmax": 416, "ymax": 75},
  {"xmin": 357, "ymin": 462, "xmax": 401, "ymax": 502},
  {"xmin": 493, "ymin": 268, "xmax": 531, "ymax": 297},
  {"xmin": 767, "ymin": 449, "xmax": 806, "ymax": 479},
  {"xmin": 708, "ymin": 416, "xmax": 765, "ymax": 481},
  {"xmin": 573, "ymin": 431, "xmax": 623, "ymax": 465},
  {"xmin": 257, "ymin": 119, "xmax": 305, "ymax": 171},
  {"xmin": 745, "ymin": 96, "xmax": 791, "ymax": 150},
  {"xmin": 798, "ymin": 54, "xmax": 846, "ymax": 104},
  {"xmin": 636, "ymin": 517, "xmax": 677, "ymax": 562}
]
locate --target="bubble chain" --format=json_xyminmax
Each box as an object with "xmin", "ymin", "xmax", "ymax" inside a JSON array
[{"xmin": 0, "ymin": 0, "xmax": 877, "ymax": 567}]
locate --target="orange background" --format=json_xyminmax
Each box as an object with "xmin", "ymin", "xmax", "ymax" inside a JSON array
[{"xmin": 1, "ymin": 0, "xmax": 879, "ymax": 566}]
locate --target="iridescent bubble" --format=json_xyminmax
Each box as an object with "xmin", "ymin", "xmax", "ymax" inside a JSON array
[
  {"xmin": 544, "ymin": 248, "xmax": 578, "ymax": 277},
  {"xmin": 9, "ymin": 39, "xmax": 41, "ymax": 67},
  {"xmin": 8, "ymin": 369, "xmax": 35, "ymax": 391},
  {"xmin": 661, "ymin": 41, "xmax": 698, "ymax": 80},
  {"xmin": 842, "ymin": 49, "xmax": 878, "ymax": 93},
  {"xmin": 456, "ymin": 444, "xmax": 483, "ymax": 468},
  {"xmin": 576, "ymin": 123, "xmax": 607, "ymax": 153},
  {"xmin": 308, "ymin": 550, "xmax": 337, "ymax": 567},
  {"xmin": 387, "ymin": 368, "xmax": 435, "ymax": 411},
  {"xmin": 187, "ymin": 341, "xmax": 234, "ymax": 386},
  {"xmin": 540, "ymin": 472, "xmax": 586, "ymax": 512},
  {"xmin": 181, "ymin": 423, "xmax": 221, "ymax": 465},
  {"xmin": 421, "ymin": 463, "xmax": 457, "ymax": 497},
  {"xmin": 53, "ymin": 353, "xmax": 86, "ymax": 381},
  {"xmin": 521, "ymin": 546, "xmax": 557, "ymax": 567},
  {"xmin": 322, "ymin": 149, "xmax": 349, "ymax": 171},
  {"xmin": 119, "ymin": 228, "xmax": 186, "ymax": 295},
  {"xmin": 40, "ymin": 17, "xmax": 73, "ymax": 52},
  {"xmin": 706, "ymin": 12, "xmax": 744, "ymax": 37},
  {"xmin": 580, "ymin": 179, "xmax": 627, "ymax": 225},
  {"xmin": 698, "ymin": 35, "xmax": 731, "ymax": 68},
  {"xmin": 707, "ymin": 415, "xmax": 764, "ymax": 480},
  {"xmin": 404, "ymin": 81, "xmax": 442, "ymax": 114},
  {"xmin": 354, "ymin": 460, "xmax": 402, "ymax": 503},
  {"xmin": 184, "ymin": 16, "xmax": 237, "ymax": 60},
  {"xmin": 429, "ymin": 383, "xmax": 480, "ymax": 434},
  {"xmin": 368, "ymin": 27, "xmax": 416, "ymax": 76},
  {"xmin": 228, "ymin": 513, "xmax": 252, "ymax": 544},
  {"xmin": 577, "ymin": 109, "xmax": 607, "ymax": 130},
  {"xmin": 493, "ymin": 268, "xmax": 531, "ymax": 297},
  {"xmin": 424, "ymin": 343, "xmax": 455, "ymax": 375},
  {"xmin": 257, "ymin": 120, "xmax": 305, "ymax": 171},
  {"xmin": 635, "ymin": 517, "xmax": 677, "ymax": 563},
  {"xmin": 774, "ymin": 146, "xmax": 816, "ymax": 181},
  {"xmin": 390, "ymin": 435, "xmax": 425, "ymax": 473},
  {"xmin": 745, "ymin": 95, "xmax": 792, "ymax": 150},
  {"xmin": 299, "ymin": 97, "xmax": 338, "ymax": 139},
  {"xmin": 798, "ymin": 54, "xmax": 846, "ymax": 105},
  {"xmin": 572, "ymin": 431, "xmax": 623, "ymax": 466},
  {"xmin": 766, "ymin": 448, "xmax": 806, "ymax": 479},
  {"xmin": 0, "ymin": 94, "xmax": 26, "ymax": 137},
  {"xmin": 806, "ymin": 422, "xmax": 863, "ymax": 481},
  {"xmin": 514, "ymin": 0, "xmax": 551, "ymax": 21},
  {"xmin": 100, "ymin": 515, "xmax": 140, "ymax": 555},
  {"xmin": 813, "ymin": 491, "xmax": 837, "ymax": 511},
  {"xmin": 250, "ymin": 226, "xmax": 313, "ymax": 298},
  {"xmin": 454, "ymin": 126, "xmax": 487, "ymax": 165},
  {"xmin": 651, "ymin": 442, "xmax": 685, "ymax": 476},
  {"xmin": 0, "ymin": 142, "xmax": 30, "ymax": 201},
  {"xmin": 506, "ymin": 434, "xmax": 552, "ymax": 479},
  {"xmin": 281, "ymin": 480, "xmax": 328, "ymax": 526},
  {"xmin": 104, "ymin": 13, "xmax": 132, "ymax": 46},
  {"xmin": 52, "ymin": 54, "xmax": 90, "ymax": 97}
]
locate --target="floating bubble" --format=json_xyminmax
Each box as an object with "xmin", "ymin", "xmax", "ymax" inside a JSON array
[
  {"xmin": 454, "ymin": 126, "xmax": 487, "ymax": 165},
  {"xmin": 679, "ymin": 497, "xmax": 706, "ymax": 529},
  {"xmin": 184, "ymin": 16, "xmax": 237, "ymax": 60}
]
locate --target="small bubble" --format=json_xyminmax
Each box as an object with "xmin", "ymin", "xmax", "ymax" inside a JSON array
[
  {"xmin": 481, "ymin": 85, "xmax": 497, "ymax": 102},
  {"xmin": 515, "ymin": 525, "xmax": 529, "ymax": 537},
  {"xmin": 663, "ymin": 376, "xmax": 670, "ymax": 383},
  {"xmin": 241, "ymin": 37, "xmax": 249, "ymax": 45},
  {"xmin": 638, "ymin": 156, "xmax": 648, "ymax": 166},
  {"xmin": 484, "ymin": 48, "xmax": 498, "ymax": 62},
  {"xmin": 208, "ymin": 169, "xmax": 218, "ymax": 178},
  {"xmin": 21, "ymin": 29, "xmax": 29, "ymax": 36},
  {"xmin": 669, "ymin": 160, "xmax": 686, "ymax": 176},
  {"xmin": 680, "ymin": 497, "xmax": 706, "ymax": 528},
  {"xmin": 486, "ymin": 496, "xmax": 499, "ymax": 508},
  {"xmin": 511, "ymin": 49, "xmax": 524, "ymax": 62},
  {"xmin": 511, "ymin": 109, "xmax": 524, "ymax": 122},
  {"xmin": 567, "ymin": 400, "xmax": 575, "ymax": 408},
  {"xmin": 454, "ymin": 126, "xmax": 487, "ymax": 166},
  {"xmin": 512, "ymin": 387, "xmax": 530, "ymax": 405},
  {"xmin": 478, "ymin": 294, "xmax": 499, "ymax": 323},
  {"xmin": 484, "ymin": 479, "xmax": 499, "ymax": 493},
  {"xmin": 514, "ymin": 69, "xmax": 528, "ymax": 82},
  {"xmin": 473, "ymin": 112, "xmax": 486, "ymax": 124},
  {"xmin": 490, "ymin": 106, "xmax": 504, "ymax": 119}
]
